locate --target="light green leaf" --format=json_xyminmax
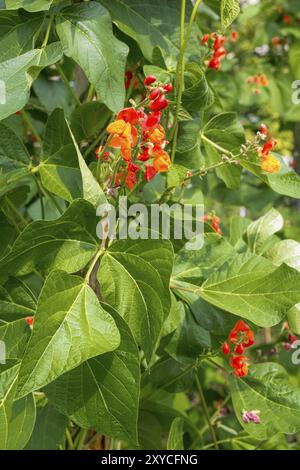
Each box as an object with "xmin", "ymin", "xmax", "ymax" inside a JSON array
[
  {"xmin": 245, "ymin": 209, "xmax": 283, "ymax": 255},
  {"xmin": 16, "ymin": 270, "xmax": 120, "ymax": 398},
  {"xmin": 266, "ymin": 239, "xmax": 300, "ymax": 272},
  {"xmin": 287, "ymin": 304, "xmax": 300, "ymax": 335},
  {"xmin": 221, "ymin": 0, "xmax": 240, "ymax": 29},
  {"xmin": 0, "ymin": 10, "xmax": 44, "ymax": 62},
  {"xmin": 98, "ymin": 239, "xmax": 173, "ymax": 361},
  {"xmin": 289, "ymin": 41, "xmax": 300, "ymax": 79},
  {"xmin": 167, "ymin": 417, "xmax": 185, "ymax": 450},
  {"xmin": 0, "ymin": 199, "xmax": 99, "ymax": 279},
  {"xmin": 175, "ymin": 118, "xmax": 202, "ymax": 169},
  {"xmin": 56, "ymin": 2, "xmax": 128, "ymax": 113},
  {"xmin": 0, "ymin": 43, "xmax": 63, "ymax": 120},
  {"xmin": 5, "ymin": 0, "xmax": 53, "ymax": 12},
  {"xmin": 46, "ymin": 304, "xmax": 140, "ymax": 444},
  {"xmin": 25, "ymin": 403, "xmax": 67, "ymax": 450},
  {"xmin": 40, "ymin": 108, "xmax": 106, "ymax": 206},
  {"xmin": 198, "ymin": 253, "xmax": 300, "ymax": 326},
  {"xmin": 230, "ymin": 362, "xmax": 300, "ymax": 439}
]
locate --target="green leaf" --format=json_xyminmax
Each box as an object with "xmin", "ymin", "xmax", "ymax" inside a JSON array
[
  {"xmin": 0, "ymin": 361, "xmax": 36, "ymax": 450},
  {"xmin": 287, "ymin": 304, "xmax": 300, "ymax": 335},
  {"xmin": 70, "ymin": 102, "xmax": 111, "ymax": 141},
  {"xmin": 33, "ymin": 75, "xmax": 75, "ymax": 118},
  {"xmin": 198, "ymin": 253, "xmax": 300, "ymax": 327},
  {"xmin": 0, "ymin": 277, "xmax": 37, "ymax": 322},
  {"xmin": 175, "ymin": 118, "xmax": 202, "ymax": 169},
  {"xmin": 25, "ymin": 403, "xmax": 67, "ymax": 450},
  {"xmin": 221, "ymin": 0, "xmax": 240, "ymax": 29},
  {"xmin": 98, "ymin": 239, "xmax": 173, "ymax": 361},
  {"xmin": 167, "ymin": 417, "xmax": 185, "ymax": 450},
  {"xmin": 245, "ymin": 208, "xmax": 283, "ymax": 255},
  {"xmin": 0, "ymin": 10, "xmax": 44, "ymax": 62},
  {"xmin": 46, "ymin": 304, "xmax": 140, "ymax": 444},
  {"xmin": 16, "ymin": 270, "xmax": 120, "ymax": 398},
  {"xmin": 0, "ymin": 122, "xmax": 32, "ymax": 197},
  {"xmin": 98, "ymin": 0, "xmax": 200, "ymax": 65},
  {"xmin": 0, "ymin": 43, "xmax": 63, "ymax": 120},
  {"xmin": 173, "ymin": 233, "xmax": 236, "ymax": 285},
  {"xmin": 56, "ymin": 2, "xmax": 128, "ymax": 113},
  {"xmin": 230, "ymin": 363, "xmax": 300, "ymax": 439},
  {"xmin": 0, "ymin": 200, "xmax": 99, "ymax": 279},
  {"xmin": 4, "ymin": 0, "xmax": 53, "ymax": 12},
  {"xmin": 166, "ymin": 304, "xmax": 211, "ymax": 365},
  {"xmin": 266, "ymin": 167, "xmax": 300, "ymax": 200},
  {"xmin": 182, "ymin": 63, "xmax": 214, "ymax": 113},
  {"xmin": 0, "ymin": 319, "xmax": 31, "ymax": 360},
  {"xmin": 289, "ymin": 40, "xmax": 300, "ymax": 79},
  {"xmin": 40, "ymin": 108, "xmax": 106, "ymax": 206},
  {"xmin": 201, "ymin": 112, "xmax": 244, "ymax": 188}
]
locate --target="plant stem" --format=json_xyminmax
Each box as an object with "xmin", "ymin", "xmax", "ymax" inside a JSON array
[
  {"xmin": 21, "ymin": 110, "xmax": 42, "ymax": 144},
  {"xmin": 171, "ymin": 0, "xmax": 203, "ymax": 161},
  {"xmin": 201, "ymin": 134, "xmax": 233, "ymax": 157},
  {"xmin": 42, "ymin": 15, "xmax": 54, "ymax": 48},
  {"xmin": 4, "ymin": 196, "xmax": 28, "ymax": 227},
  {"xmin": 194, "ymin": 373, "xmax": 219, "ymax": 450},
  {"xmin": 171, "ymin": 0, "xmax": 186, "ymax": 161},
  {"xmin": 84, "ymin": 248, "xmax": 104, "ymax": 283},
  {"xmin": 86, "ymin": 84, "xmax": 95, "ymax": 102},
  {"xmin": 65, "ymin": 428, "xmax": 75, "ymax": 450},
  {"xmin": 56, "ymin": 64, "xmax": 81, "ymax": 106}
]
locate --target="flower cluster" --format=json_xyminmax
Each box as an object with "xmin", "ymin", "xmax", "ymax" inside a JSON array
[
  {"xmin": 222, "ymin": 320, "xmax": 255, "ymax": 377},
  {"xmin": 203, "ymin": 213, "xmax": 222, "ymax": 236},
  {"xmin": 257, "ymin": 124, "xmax": 280, "ymax": 174},
  {"xmin": 242, "ymin": 410, "xmax": 261, "ymax": 424},
  {"xmin": 96, "ymin": 75, "xmax": 173, "ymax": 191},
  {"xmin": 202, "ymin": 33, "xmax": 227, "ymax": 70},
  {"xmin": 246, "ymin": 73, "xmax": 269, "ymax": 95}
]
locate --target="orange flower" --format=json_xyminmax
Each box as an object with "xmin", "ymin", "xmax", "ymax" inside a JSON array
[
  {"xmin": 145, "ymin": 124, "xmax": 166, "ymax": 144},
  {"xmin": 230, "ymin": 355, "xmax": 249, "ymax": 377},
  {"xmin": 153, "ymin": 150, "xmax": 171, "ymax": 172},
  {"xmin": 107, "ymin": 119, "xmax": 137, "ymax": 161},
  {"xmin": 261, "ymin": 155, "xmax": 281, "ymax": 173}
]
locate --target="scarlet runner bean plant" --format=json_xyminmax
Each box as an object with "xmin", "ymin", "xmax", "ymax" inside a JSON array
[{"xmin": 1, "ymin": 0, "xmax": 300, "ymax": 452}]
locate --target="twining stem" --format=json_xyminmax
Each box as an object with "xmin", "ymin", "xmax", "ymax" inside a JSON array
[
  {"xmin": 200, "ymin": 134, "xmax": 233, "ymax": 157},
  {"xmin": 84, "ymin": 248, "xmax": 104, "ymax": 284},
  {"xmin": 42, "ymin": 15, "xmax": 54, "ymax": 48},
  {"xmin": 21, "ymin": 110, "xmax": 42, "ymax": 144},
  {"xmin": 34, "ymin": 176, "xmax": 45, "ymax": 219},
  {"xmin": 194, "ymin": 373, "xmax": 219, "ymax": 450},
  {"xmin": 56, "ymin": 64, "xmax": 81, "ymax": 106},
  {"xmin": 171, "ymin": 0, "xmax": 203, "ymax": 161},
  {"xmin": 4, "ymin": 196, "xmax": 28, "ymax": 227},
  {"xmin": 65, "ymin": 428, "xmax": 75, "ymax": 450},
  {"xmin": 86, "ymin": 84, "xmax": 95, "ymax": 102}
]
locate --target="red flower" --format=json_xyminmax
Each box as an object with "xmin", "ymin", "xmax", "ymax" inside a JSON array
[
  {"xmin": 231, "ymin": 31, "xmax": 239, "ymax": 42},
  {"xmin": 230, "ymin": 355, "xmax": 249, "ymax": 377},
  {"xmin": 117, "ymin": 107, "xmax": 139, "ymax": 125},
  {"xmin": 202, "ymin": 34, "xmax": 210, "ymax": 45},
  {"xmin": 126, "ymin": 171, "xmax": 137, "ymax": 190},
  {"xmin": 208, "ymin": 58, "xmax": 221, "ymax": 70},
  {"xmin": 260, "ymin": 123, "xmax": 268, "ymax": 136},
  {"xmin": 145, "ymin": 111, "xmax": 161, "ymax": 128},
  {"xmin": 222, "ymin": 342, "xmax": 230, "ymax": 355},
  {"xmin": 149, "ymin": 95, "xmax": 169, "ymax": 111},
  {"xmin": 234, "ymin": 343, "xmax": 245, "ymax": 355},
  {"xmin": 229, "ymin": 320, "xmax": 254, "ymax": 348},
  {"xmin": 127, "ymin": 162, "xmax": 140, "ymax": 172},
  {"xmin": 261, "ymin": 137, "xmax": 277, "ymax": 156},
  {"xmin": 25, "ymin": 316, "xmax": 34, "ymax": 326},
  {"xmin": 149, "ymin": 87, "xmax": 161, "ymax": 101},
  {"xmin": 144, "ymin": 75, "xmax": 156, "ymax": 86},
  {"xmin": 144, "ymin": 165, "xmax": 157, "ymax": 182},
  {"xmin": 163, "ymin": 83, "xmax": 173, "ymax": 93}
]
